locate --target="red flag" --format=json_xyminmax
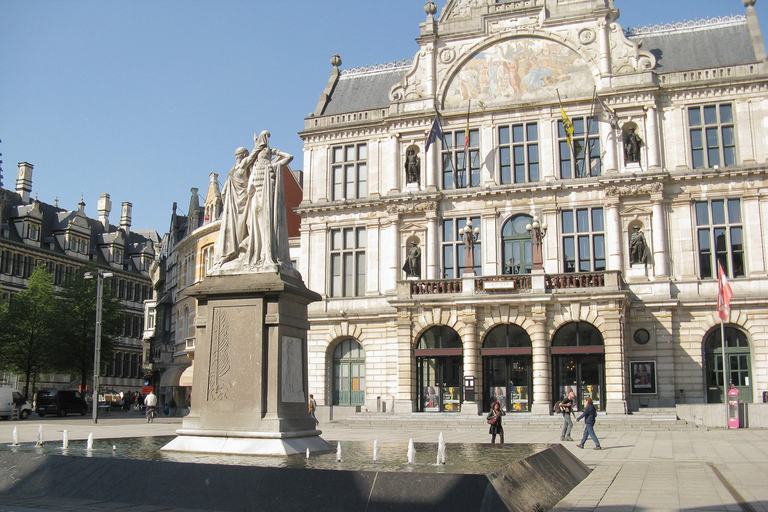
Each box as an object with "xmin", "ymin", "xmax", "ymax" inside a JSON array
[{"xmin": 717, "ymin": 262, "xmax": 733, "ymax": 321}]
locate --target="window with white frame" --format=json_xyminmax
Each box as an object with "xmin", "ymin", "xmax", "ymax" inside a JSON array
[
  {"xmin": 499, "ymin": 123, "xmax": 539, "ymax": 184},
  {"xmin": 329, "ymin": 227, "xmax": 366, "ymax": 297},
  {"xmin": 202, "ymin": 245, "xmax": 215, "ymax": 277},
  {"xmin": 441, "ymin": 216, "xmax": 481, "ymax": 278},
  {"xmin": 561, "ymin": 207, "xmax": 605, "ymax": 273},
  {"xmin": 332, "ymin": 143, "xmax": 367, "ymax": 201},
  {"xmin": 695, "ymin": 198, "xmax": 744, "ymax": 279},
  {"xmin": 558, "ymin": 116, "xmax": 600, "ymax": 179},
  {"xmin": 442, "ymin": 129, "xmax": 480, "ymax": 189},
  {"xmin": 688, "ymin": 104, "xmax": 736, "ymax": 169}
]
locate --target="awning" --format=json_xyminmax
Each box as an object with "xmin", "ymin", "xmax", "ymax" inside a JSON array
[
  {"xmin": 159, "ymin": 366, "xmax": 186, "ymax": 388},
  {"xmin": 178, "ymin": 365, "xmax": 194, "ymax": 387}
]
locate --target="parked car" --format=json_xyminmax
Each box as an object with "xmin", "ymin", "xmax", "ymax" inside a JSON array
[
  {"xmin": 35, "ymin": 389, "xmax": 88, "ymax": 417},
  {"xmin": 0, "ymin": 388, "xmax": 33, "ymax": 420}
]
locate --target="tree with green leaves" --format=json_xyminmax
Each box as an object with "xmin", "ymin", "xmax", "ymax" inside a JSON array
[
  {"xmin": 52, "ymin": 265, "xmax": 124, "ymax": 395},
  {"xmin": 0, "ymin": 264, "xmax": 57, "ymax": 399}
]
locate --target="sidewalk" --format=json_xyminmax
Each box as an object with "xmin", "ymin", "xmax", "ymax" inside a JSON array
[{"xmin": 1, "ymin": 415, "xmax": 766, "ymax": 511}]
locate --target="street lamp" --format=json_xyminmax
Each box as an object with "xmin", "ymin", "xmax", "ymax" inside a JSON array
[
  {"xmin": 458, "ymin": 220, "xmax": 481, "ymax": 275},
  {"xmin": 84, "ymin": 270, "xmax": 114, "ymax": 424},
  {"xmin": 526, "ymin": 215, "xmax": 548, "ymax": 271}
]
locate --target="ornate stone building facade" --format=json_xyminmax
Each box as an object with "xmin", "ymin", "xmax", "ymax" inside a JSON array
[
  {"xmin": 298, "ymin": 0, "xmax": 768, "ymax": 415},
  {"xmin": 0, "ymin": 159, "xmax": 157, "ymax": 394}
]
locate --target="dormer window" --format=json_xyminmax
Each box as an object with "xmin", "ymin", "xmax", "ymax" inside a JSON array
[
  {"xmin": 112, "ymin": 248, "xmax": 123, "ymax": 263},
  {"xmin": 27, "ymin": 223, "xmax": 40, "ymax": 241},
  {"xmin": 1, "ymin": 224, "xmax": 9, "ymax": 239}
]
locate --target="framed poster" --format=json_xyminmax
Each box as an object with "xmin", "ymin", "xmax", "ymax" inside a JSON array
[
  {"xmin": 423, "ymin": 386, "xmax": 441, "ymax": 412},
  {"xmin": 630, "ymin": 361, "xmax": 657, "ymax": 395}
]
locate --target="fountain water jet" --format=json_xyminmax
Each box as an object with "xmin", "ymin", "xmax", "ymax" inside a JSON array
[
  {"xmin": 86, "ymin": 433, "xmax": 94, "ymax": 452},
  {"xmin": 11, "ymin": 427, "xmax": 19, "ymax": 447},
  {"xmin": 62, "ymin": 430, "xmax": 69, "ymax": 450},
  {"xmin": 305, "ymin": 448, "xmax": 310, "ymax": 460},
  {"xmin": 437, "ymin": 432, "xmax": 446, "ymax": 465},
  {"xmin": 373, "ymin": 439, "xmax": 378, "ymax": 462},
  {"xmin": 35, "ymin": 424, "xmax": 43, "ymax": 447},
  {"xmin": 407, "ymin": 438, "xmax": 415, "ymax": 465},
  {"xmin": 336, "ymin": 442, "xmax": 342, "ymax": 462}
]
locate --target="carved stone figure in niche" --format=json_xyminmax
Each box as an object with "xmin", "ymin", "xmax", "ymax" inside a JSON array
[
  {"xmin": 629, "ymin": 225, "xmax": 649, "ymax": 265},
  {"xmin": 624, "ymin": 128, "xmax": 643, "ymax": 164},
  {"xmin": 405, "ymin": 148, "xmax": 420, "ymax": 184},
  {"xmin": 402, "ymin": 241, "xmax": 421, "ymax": 278}
]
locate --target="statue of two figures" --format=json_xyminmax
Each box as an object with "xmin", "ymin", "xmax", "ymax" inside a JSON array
[{"xmin": 211, "ymin": 131, "xmax": 295, "ymax": 275}]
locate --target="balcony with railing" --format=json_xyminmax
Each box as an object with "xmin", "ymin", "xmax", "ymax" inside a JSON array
[{"xmin": 398, "ymin": 270, "xmax": 624, "ymax": 299}]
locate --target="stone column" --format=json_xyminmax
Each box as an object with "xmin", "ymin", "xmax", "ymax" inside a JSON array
[
  {"xmin": 602, "ymin": 118, "xmax": 619, "ymax": 173},
  {"xmin": 645, "ymin": 105, "xmax": 661, "ymax": 169},
  {"xmin": 426, "ymin": 214, "xmax": 438, "ymax": 279},
  {"xmin": 530, "ymin": 307, "xmax": 551, "ymax": 415},
  {"xmin": 605, "ymin": 197, "xmax": 622, "ymax": 271},
  {"xmin": 461, "ymin": 310, "xmax": 481, "ymax": 415},
  {"xmin": 598, "ymin": 21, "xmax": 611, "ymax": 76},
  {"xmin": 651, "ymin": 192, "xmax": 669, "ymax": 277},
  {"xmin": 394, "ymin": 307, "xmax": 417, "ymax": 412},
  {"xmin": 389, "ymin": 134, "xmax": 401, "ymax": 192},
  {"xmin": 603, "ymin": 305, "xmax": 627, "ymax": 414}
]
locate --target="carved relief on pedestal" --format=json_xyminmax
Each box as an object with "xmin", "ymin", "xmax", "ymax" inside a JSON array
[{"xmin": 208, "ymin": 308, "xmax": 232, "ymax": 401}]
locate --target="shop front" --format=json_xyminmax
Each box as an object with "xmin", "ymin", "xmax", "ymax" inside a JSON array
[
  {"xmin": 551, "ymin": 322, "xmax": 605, "ymax": 411},
  {"xmin": 481, "ymin": 323, "xmax": 532, "ymax": 412},
  {"xmin": 416, "ymin": 326, "xmax": 463, "ymax": 412}
]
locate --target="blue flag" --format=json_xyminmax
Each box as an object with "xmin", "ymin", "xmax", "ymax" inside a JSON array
[{"xmin": 425, "ymin": 114, "xmax": 444, "ymax": 153}]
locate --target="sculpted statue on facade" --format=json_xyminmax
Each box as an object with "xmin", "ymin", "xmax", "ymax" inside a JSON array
[
  {"xmin": 624, "ymin": 127, "xmax": 643, "ymax": 164},
  {"xmin": 629, "ymin": 225, "xmax": 649, "ymax": 265},
  {"xmin": 212, "ymin": 131, "xmax": 294, "ymax": 275},
  {"xmin": 405, "ymin": 148, "xmax": 421, "ymax": 184},
  {"xmin": 402, "ymin": 241, "xmax": 422, "ymax": 278}
]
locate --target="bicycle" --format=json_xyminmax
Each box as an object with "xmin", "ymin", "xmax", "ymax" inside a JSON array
[{"xmin": 146, "ymin": 406, "xmax": 156, "ymax": 423}]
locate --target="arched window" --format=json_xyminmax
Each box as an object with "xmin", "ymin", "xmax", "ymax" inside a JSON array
[
  {"xmin": 551, "ymin": 322, "xmax": 605, "ymax": 411},
  {"xmin": 501, "ymin": 215, "xmax": 533, "ymax": 274},
  {"xmin": 417, "ymin": 326, "xmax": 462, "ymax": 350},
  {"xmin": 332, "ymin": 338, "xmax": 365, "ymax": 406},
  {"xmin": 482, "ymin": 324, "xmax": 532, "ymax": 412}
]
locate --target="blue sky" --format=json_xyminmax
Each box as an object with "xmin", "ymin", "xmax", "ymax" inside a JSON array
[{"xmin": 1, "ymin": 0, "xmax": 764, "ymax": 234}]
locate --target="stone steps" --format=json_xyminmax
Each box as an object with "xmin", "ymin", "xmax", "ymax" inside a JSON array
[{"xmin": 329, "ymin": 410, "xmax": 697, "ymax": 431}]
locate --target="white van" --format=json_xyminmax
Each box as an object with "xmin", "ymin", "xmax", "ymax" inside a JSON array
[{"xmin": 0, "ymin": 388, "xmax": 33, "ymax": 420}]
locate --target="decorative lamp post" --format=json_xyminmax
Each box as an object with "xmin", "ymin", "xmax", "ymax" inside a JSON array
[
  {"xmin": 458, "ymin": 220, "xmax": 481, "ymax": 275},
  {"xmin": 84, "ymin": 270, "xmax": 114, "ymax": 424},
  {"xmin": 526, "ymin": 215, "xmax": 548, "ymax": 271}
]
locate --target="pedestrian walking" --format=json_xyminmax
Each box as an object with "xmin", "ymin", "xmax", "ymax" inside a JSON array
[
  {"xmin": 575, "ymin": 396, "xmax": 601, "ymax": 450},
  {"xmin": 308, "ymin": 394, "xmax": 318, "ymax": 426},
  {"xmin": 487, "ymin": 402, "xmax": 505, "ymax": 444},
  {"xmin": 557, "ymin": 390, "xmax": 576, "ymax": 441}
]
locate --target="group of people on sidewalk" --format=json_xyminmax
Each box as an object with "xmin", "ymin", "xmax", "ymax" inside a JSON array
[{"xmin": 486, "ymin": 391, "xmax": 601, "ymax": 449}]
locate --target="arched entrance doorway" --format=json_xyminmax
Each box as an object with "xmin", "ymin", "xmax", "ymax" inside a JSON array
[
  {"xmin": 416, "ymin": 326, "xmax": 463, "ymax": 412},
  {"xmin": 501, "ymin": 215, "xmax": 533, "ymax": 274},
  {"xmin": 482, "ymin": 324, "xmax": 532, "ymax": 412},
  {"xmin": 704, "ymin": 326, "xmax": 752, "ymax": 403},
  {"xmin": 551, "ymin": 322, "xmax": 605, "ymax": 411},
  {"xmin": 332, "ymin": 338, "xmax": 365, "ymax": 406}
]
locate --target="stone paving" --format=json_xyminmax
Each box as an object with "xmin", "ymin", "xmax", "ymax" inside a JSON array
[{"xmin": 0, "ymin": 412, "xmax": 766, "ymax": 511}]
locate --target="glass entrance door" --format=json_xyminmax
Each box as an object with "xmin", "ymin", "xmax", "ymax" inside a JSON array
[
  {"xmin": 418, "ymin": 356, "xmax": 463, "ymax": 412},
  {"xmin": 553, "ymin": 354, "xmax": 605, "ymax": 412},
  {"xmin": 483, "ymin": 356, "xmax": 532, "ymax": 412}
]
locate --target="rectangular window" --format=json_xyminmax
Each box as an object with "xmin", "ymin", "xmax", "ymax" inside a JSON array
[
  {"xmin": 688, "ymin": 103, "xmax": 735, "ymax": 169},
  {"xmin": 561, "ymin": 207, "xmax": 605, "ymax": 272},
  {"xmin": 442, "ymin": 129, "xmax": 480, "ymax": 189},
  {"xmin": 202, "ymin": 245, "xmax": 215, "ymax": 277},
  {"xmin": 695, "ymin": 198, "xmax": 744, "ymax": 278},
  {"xmin": 558, "ymin": 116, "xmax": 600, "ymax": 179},
  {"xmin": 441, "ymin": 216, "xmax": 481, "ymax": 278},
  {"xmin": 499, "ymin": 123, "xmax": 539, "ymax": 184},
  {"xmin": 331, "ymin": 143, "xmax": 367, "ymax": 201},
  {"xmin": 329, "ymin": 227, "xmax": 366, "ymax": 297}
]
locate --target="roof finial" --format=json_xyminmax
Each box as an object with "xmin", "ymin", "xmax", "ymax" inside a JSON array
[{"xmin": 331, "ymin": 54, "xmax": 342, "ymax": 68}]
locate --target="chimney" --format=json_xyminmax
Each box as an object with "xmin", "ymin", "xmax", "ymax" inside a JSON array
[
  {"xmin": 188, "ymin": 188, "xmax": 200, "ymax": 232},
  {"xmin": 97, "ymin": 193, "xmax": 112, "ymax": 229},
  {"xmin": 120, "ymin": 202, "xmax": 132, "ymax": 233},
  {"xmin": 16, "ymin": 162, "xmax": 34, "ymax": 203}
]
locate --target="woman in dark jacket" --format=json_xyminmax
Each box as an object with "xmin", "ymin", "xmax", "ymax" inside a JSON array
[
  {"xmin": 487, "ymin": 402, "xmax": 506, "ymax": 444},
  {"xmin": 575, "ymin": 396, "xmax": 601, "ymax": 450}
]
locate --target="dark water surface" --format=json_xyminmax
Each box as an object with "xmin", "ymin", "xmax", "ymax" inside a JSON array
[{"xmin": 3, "ymin": 436, "xmax": 549, "ymax": 474}]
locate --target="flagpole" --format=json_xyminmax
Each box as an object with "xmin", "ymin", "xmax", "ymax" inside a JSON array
[{"xmin": 721, "ymin": 316, "xmax": 728, "ymax": 429}]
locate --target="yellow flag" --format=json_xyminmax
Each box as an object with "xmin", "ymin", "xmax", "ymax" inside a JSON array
[{"xmin": 560, "ymin": 104, "xmax": 574, "ymax": 150}]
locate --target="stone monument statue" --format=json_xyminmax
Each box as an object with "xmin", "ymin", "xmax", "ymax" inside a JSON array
[
  {"xmin": 629, "ymin": 225, "xmax": 649, "ymax": 265},
  {"xmin": 405, "ymin": 148, "xmax": 420, "ymax": 184},
  {"xmin": 163, "ymin": 131, "xmax": 328, "ymax": 457},
  {"xmin": 212, "ymin": 131, "xmax": 295, "ymax": 276},
  {"xmin": 402, "ymin": 241, "xmax": 421, "ymax": 278},
  {"xmin": 624, "ymin": 128, "xmax": 643, "ymax": 164}
]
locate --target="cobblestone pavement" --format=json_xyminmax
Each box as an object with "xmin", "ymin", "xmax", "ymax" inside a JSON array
[{"xmin": 1, "ymin": 412, "xmax": 766, "ymax": 511}]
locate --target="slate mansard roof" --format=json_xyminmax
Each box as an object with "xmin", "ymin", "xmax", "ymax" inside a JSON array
[
  {"xmin": 626, "ymin": 16, "xmax": 758, "ymax": 72},
  {"xmin": 321, "ymin": 64, "xmax": 409, "ymax": 116}
]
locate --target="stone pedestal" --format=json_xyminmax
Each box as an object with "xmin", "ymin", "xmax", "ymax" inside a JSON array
[{"xmin": 162, "ymin": 271, "xmax": 331, "ymax": 456}]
